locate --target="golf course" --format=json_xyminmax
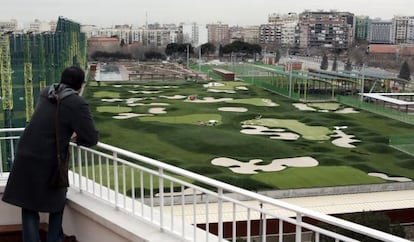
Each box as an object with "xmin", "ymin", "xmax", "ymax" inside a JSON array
[{"xmin": 84, "ymin": 72, "xmax": 414, "ymax": 192}]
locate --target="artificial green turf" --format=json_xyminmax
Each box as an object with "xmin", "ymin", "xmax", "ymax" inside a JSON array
[{"xmin": 84, "ymin": 80, "xmax": 414, "ymax": 191}]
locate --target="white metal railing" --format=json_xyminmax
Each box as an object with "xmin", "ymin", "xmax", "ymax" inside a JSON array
[{"xmin": 0, "ymin": 128, "xmax": 411, "ymax": 242}]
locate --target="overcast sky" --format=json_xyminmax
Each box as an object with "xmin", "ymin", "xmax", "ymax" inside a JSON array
[{"xmin": 2, "ymin": 0, "xmax": 413, "ymax": 27}]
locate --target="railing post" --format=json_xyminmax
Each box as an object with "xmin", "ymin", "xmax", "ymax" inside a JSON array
[
  {"xmin": 159, "ymin": 168, "xmax": 164, "ymax": 231},
  {"xmin": 113, "ymin": 151, "xmax": 119, "ymax": 209},
  {"xmin": 77, "ymin": 146, "xmax": 82, "ymax": 192},
  {"xmin": 296, "ymin": 212, "xmax": 302, "ymax": 242},
  {"xmin": 218, "ymin": 188, "xmax": 223, "ymax": 242}
]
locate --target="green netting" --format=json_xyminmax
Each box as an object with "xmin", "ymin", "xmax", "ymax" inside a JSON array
[
  {"xmin": 389, "ymin": 136, "xmax": 414, "ymax": 156},
  {"xmin": 337, "ymin": 95, "xmax": 414, "ymax": 125},
  {"xmin": 0, "ymin": 17, "xmax": 87, "ymax": 170},
  {"xmin": 0, "ymin": 17, "xmax": 87, "ymax": 128}
]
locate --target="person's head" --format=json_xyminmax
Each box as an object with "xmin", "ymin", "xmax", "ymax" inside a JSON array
[{"xmin": 60, "ymin": 65, "xmax": 85, "ymax": 90}]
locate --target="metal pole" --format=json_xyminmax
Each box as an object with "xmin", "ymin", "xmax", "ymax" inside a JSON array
[
  {"xmin": 289, "ymin": 62, "xmax": 293, "ymax": 97},
  {"xmin": 186, "ymin": 44, "xmax": 189, "ymax": 68},
  {"xmin": 360, "ymin": 64, "xmax": 365, "ymax": 102}
]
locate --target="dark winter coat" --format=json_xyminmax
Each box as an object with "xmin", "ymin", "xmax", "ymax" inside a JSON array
[{"xmin": 2, "ymin": 83, "xmax": 99, "ymax": 213}]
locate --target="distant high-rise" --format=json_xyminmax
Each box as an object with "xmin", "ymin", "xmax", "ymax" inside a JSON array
[
  {"xmin": 355, "ymin": 16, "xmax": 370, "ymax": 41},
  {"xmin": 0, "ymin": 19, "xmax": 18, "ymax": 32},
  {"xmin": 298, "ymin": 11, "xmax": 355, "ymax": 50},
  {"xmin": 393, "ymin": 16, "xmax": 409, "ymax": 44},
  {"xmin": 207, "ymin": 22, "xmax": 230, "ymax": 45},
  {"xmin": 181, "ymin": 23, "xmax": 208, "ymax": 47},
  {"xmin": 408, "ymin": 17, "xmax": 414, "ymax": 44},
  {"xmin": 368, "ymin": 20, "xmax": 394, "ymax": 44}
]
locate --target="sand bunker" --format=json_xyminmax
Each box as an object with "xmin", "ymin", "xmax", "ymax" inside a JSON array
[
  {"xmin": 207, "ymin": 89, "xmax": 236, "ymax": 94},
  {"xmin": 368, "ymin": 173, "xmax": 412, "ymax": 182},
  {"xmin": 241, "ymin": 125, "xmax": 300, "ymax": 140},
  {"xmin": 235, "ymin": 86, "xmax": 249, "ymax": 91},
  {"xmin": 148, "ymin": 107, "xmax": 167, "ymax": 114},
  {"xmin": 129, "ymin": 90, "xmax": 163, "ymax": 94},
  {"xmin": 127, "ymin": 102, "xmax": 170, "ymax": 107},
  {"xmin": 141, "ymin": 85, "xmax": 179, "ymax": 89},
  {"xmin": 101, "ymin": 98, "xmax": 124, "ymax": 102},
  {"xmin": 218, "ymin": 107, "xmax": 248, "ymax": 112},
  {"xmin": 203, "ymin": 82, "xmax": 225, "ymax": 88},
  {"xmin": 294, "ymin": 103, "xmax": 359, "ymax": 114},
  {"xmin": 112, "ymin": 113, "xmax": 153, "ymax": 119},
  {"xmin": 185, "ymin": 97, "xmax": 234, "ymax": 103},
  {"xmin": 212, "ymin": 157, "xmax": 319, "ymax": 174},
  {"xmin": 160, "ymin": 95, "xmax": 187, "ymax": 100},
  {"xmin": 330, "ymin": 127, "xmax": 360, "ymax": 148},
  {"xmin": 293, "ymin": 103, "xmax": 316, "ymax": 111}
]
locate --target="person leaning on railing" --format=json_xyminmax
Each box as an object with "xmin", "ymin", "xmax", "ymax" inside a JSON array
[{"xmin": 1, "ymin": 65, "xmax": 99, "ymax": 242}]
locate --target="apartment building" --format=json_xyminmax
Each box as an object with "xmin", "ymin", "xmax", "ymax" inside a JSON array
[
  {"xmin": 394, "ymin": 16, "xmax": 409, "ymax": 44},
  {"xmin": 298, "ymin": 11, "xmax": 355, "ymax": 50},
  {"xmin": 180, "ymin": 22, "xmax": 208, "ymax": 47},
  {"xmin": 355, "ymin": 16, "xmax": 370, "ymax": 41},
  {"xmin": 259, "ymin": 13, "xmax": 299, "ymax": 48},
  {"xmin": 241, "ymin": 26, "xmax": 260, "ymax": 44},
  {"xmin": 0, "ymin": 19, "xmax": 18, "ymax": 32},
  {"xmin": 408, "ymin": 17, "xmax": 414, "ymax": 44},
  {"xmin": 207, "ymin": 22, "xmax": 230, "ymax": 45},
  {"xmin": 368, "ymin": 20, "xmax": 394, "ymax": 44}
]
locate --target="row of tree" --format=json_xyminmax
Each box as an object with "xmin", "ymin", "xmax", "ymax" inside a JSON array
[
  {"xmin": 164, "ymin": 41, "xmax": 262, "ymax": 59},
  {"xmin": 319, "ymin": 53, "xmax": 411, "ymax": 80}
]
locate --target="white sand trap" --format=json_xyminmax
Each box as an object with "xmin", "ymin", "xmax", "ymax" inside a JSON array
[
  {"xmin": 112, "ymin": 113, "xmax": 153, "ymax": 119},
  {"xmin": 125, "ymin": 98, "xmax": 146, "ymax": 104},
  {"xmin": 330, "ymin": 129, "xmax": 360, "ymax": 148},
  {"xmin": 113, "ymin": 85, "xmax": 123, "ymax": 88},
  {"xmin": 218, "ymin": 107, "xmax": 248, "ymax": 112},
  {"xmin": 101, "ymin": 98, "xmax": 124, "ymax": 102},
  {"xmin": 207, "ymin": 89, "xmax": 236, "ymax": 94},
  {"xmin": 335, "ymin": 108, "xmax": 360, "ymax": 114},
  {"xmin": 269, "ymin": 133, "xmax": 301, "ymax": 140},
  {"xmin": 211, "ymin": 156, "xmax": 319, "ymax": 174},
  {"xmin": 142, "ymin": 85, "xmax": 179, "ymax": 89},
  {"xmin": 368, "ymin": 173, "xmax": 412, "ymax": 182},
  {"xmin": 294, "ymin": 103, "xmax": 359, "ymax": 114},
  {"xmin": 262, "ymin": 99, "xmax": 278, "ymax": 106},
  {"xmin": 241, "ymin": 125, "xmax": 300, "ymax": 141},
  {"xmin": 148, "ymin": 107, "xmax": 167, "ymax": 114},
  {"xmin": 127, "ymin": 102, "xmax": 170, "ymax": 107},
  {"xmin": 235, "ymin": 86, "xmax": 249, "ymax": 91},
  {"xmin": 185, "ymin": 97, "xmax": 234, "ymax": 103},
  {"xmin": 203, "ymin": 82, "xmax": 225, "ymax": 88},
  {"xmin": 160, "ymin": 95, "xmax": 187, "ymax": 100},
  {"xmin": 129, "ymin": 90, "xmax": 163, "ymax": 94},
  {"xmin": 293, "ymin": 103, "xmax": 316, "ymax": 111}
]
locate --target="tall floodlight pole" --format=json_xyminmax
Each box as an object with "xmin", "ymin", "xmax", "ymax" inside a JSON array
[
  {"xmin": 360, "ymin": 64, "xmax": 365, "ymax": 102},
  {"xmin": 198, "ymin": 46, "xmax": 201, "ymax": 72},
  {"xmin": 289, "ymin": 61, "xmax": 293, "ymax": 97},
  {"xmin": 186, "ymin": 44, "xmax": 189, "ymax": 68}
]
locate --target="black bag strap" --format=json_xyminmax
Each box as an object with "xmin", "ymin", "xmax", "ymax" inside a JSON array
[{"xmin": 55, "ymin": 95, "xmax": 63, "ymax": 167}]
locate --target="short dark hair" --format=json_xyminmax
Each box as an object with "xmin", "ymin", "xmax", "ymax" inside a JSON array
[{"xmin": 60, "ymin": 65, "xmax": 85, "ymax": 90}]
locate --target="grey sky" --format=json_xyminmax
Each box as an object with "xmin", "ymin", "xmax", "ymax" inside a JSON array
[{"xmin": 3, "ymin": 0, "xmax": 413, "ymax": 27}]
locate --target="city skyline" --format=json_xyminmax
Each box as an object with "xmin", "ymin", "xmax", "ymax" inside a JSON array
[{"xmin": 2, "ymin": 0, "xmax": 413, "ymax": 27}]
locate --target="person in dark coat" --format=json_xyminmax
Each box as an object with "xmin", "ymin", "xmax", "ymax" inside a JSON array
[{"xmin": 2, "ymin": 65, "xmax": 99, "ymax": 242}]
